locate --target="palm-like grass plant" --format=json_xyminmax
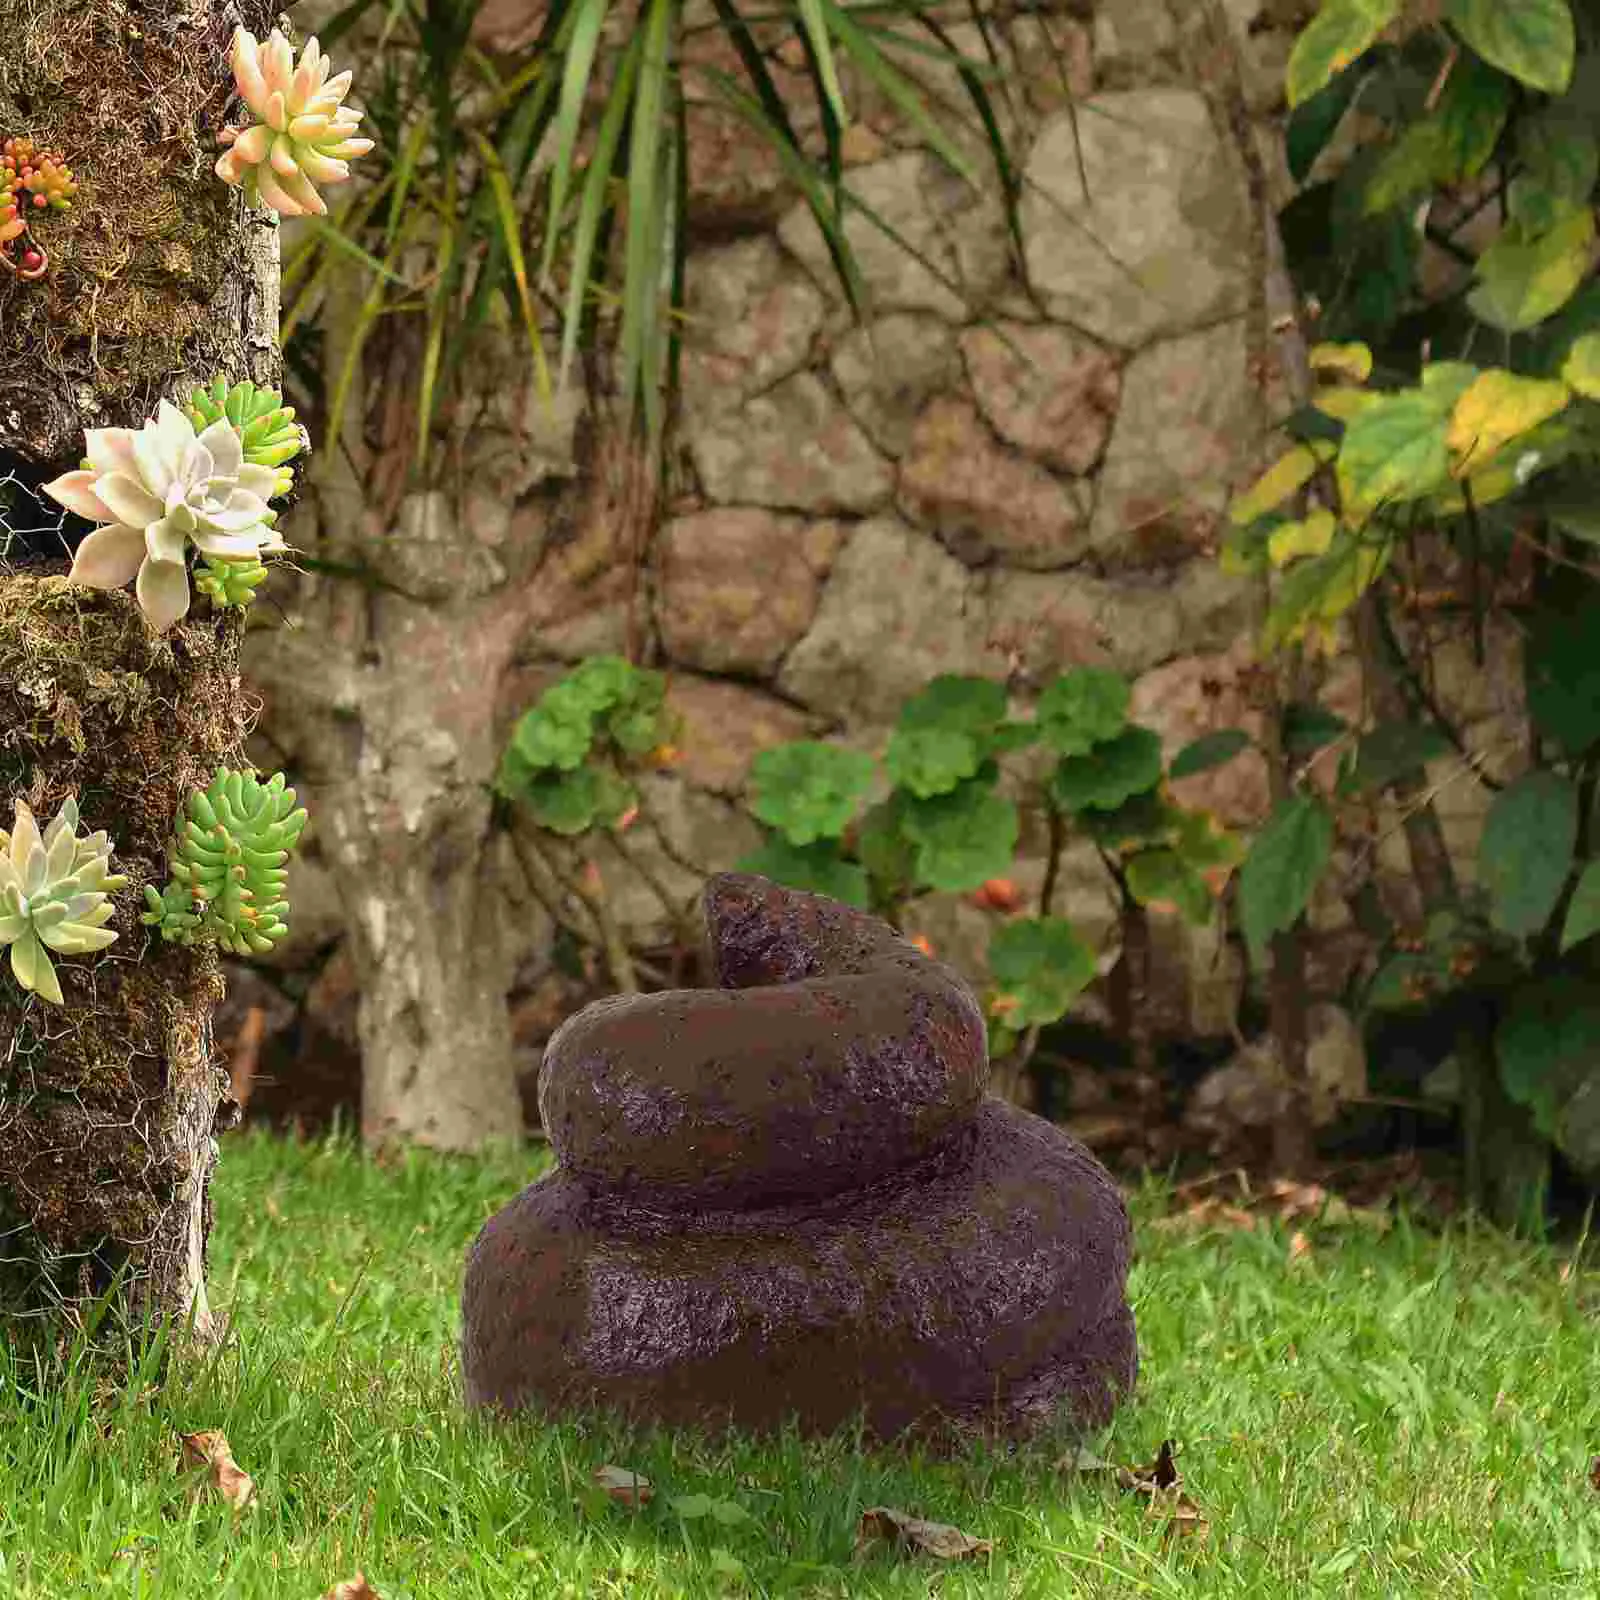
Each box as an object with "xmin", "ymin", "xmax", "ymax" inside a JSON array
[{"xmin": 283, "ymin": 0, "xmax": 1023, "ymax": 464}]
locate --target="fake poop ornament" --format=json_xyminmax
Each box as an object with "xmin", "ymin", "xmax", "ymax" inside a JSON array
[{"xmin": 462, "ymin": 874, "xmax": 1137, "ymax": 1443}]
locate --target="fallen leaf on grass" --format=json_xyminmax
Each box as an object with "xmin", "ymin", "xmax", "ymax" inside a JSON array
[
  {"xmin": 1059, "ymin": 1439, "xmax": 1209, "ymax": 1545},
  {"xmin": 321, "ymin": 1575, "xmax": 381, "ymax": 1599},
  {"xmin": 179, "ymin": 1430, "xmax": 256, "ymax": 1511},
  {"xmin": 594, "ymin": 1465, "xmax": 654, "ymax": 1508},
  {"xmin": 1289, "ymin": 1229, "xmax": 1313, "ymax": 1261},
  {"xmin": 854, "ymin": 1506, "xmax": 992, "ymax": 1561},
  {"xmin": 1589, "ymin": 1456, "xmax": 1600, "ymax": 1494},
  {"xmin": 1151, "ymin": 1197, "xmax": 1257, "ymax": 1232}
]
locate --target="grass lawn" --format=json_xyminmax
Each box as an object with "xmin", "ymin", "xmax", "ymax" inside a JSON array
[{"xmin": 1, "ymin": 1128, "xmax": 1597, "ymax": 1598}]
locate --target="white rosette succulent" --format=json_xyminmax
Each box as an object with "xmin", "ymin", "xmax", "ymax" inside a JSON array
[
  {"xmin": 44, "ymin": 400, "xmax": 286, "ymax": 633},
  {"xmin": 0, "ymin": 795, "xmax": 128, "ymax": 1006}
]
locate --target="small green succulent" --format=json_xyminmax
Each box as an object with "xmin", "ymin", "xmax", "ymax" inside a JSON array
[
  {"xmin": 0, "ymin": 795, "xmax": 128, "ymax": 1005},
  {"xmin": 142, "ymin": 767, "xmax": 308, "ymax": 956},
  {"xmin": 193, "ymin": 551, "xmax": 271, "ymax": 608},
  {"xmin": 184, "ymin": 376, "xmax": 307, "ymax": 500}
]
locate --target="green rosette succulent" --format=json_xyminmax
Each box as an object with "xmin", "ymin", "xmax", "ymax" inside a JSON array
[
  {"xmin": 0, "ymin": 795, "xmax": 127, "ymax": 1006},
  {"xmin": 142, "ymin": 767, "xmax": 308, "ymax": 956},
  {"xmin": 184, "ymin": 377, "xmax": 307, "ymax": 500}
]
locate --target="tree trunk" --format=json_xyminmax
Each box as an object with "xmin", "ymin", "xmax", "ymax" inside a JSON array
[
  {"xmin": 0, "ymin": 0, "xmax": 281, "ymax": 1345},
  {"xmin": 242, "ymin": 274, "xmax": 624, "ymax": 1149}
]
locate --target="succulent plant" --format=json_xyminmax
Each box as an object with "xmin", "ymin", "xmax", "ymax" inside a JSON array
[
  {"xmin": 142, "ymin": 768, "xmax": 308, "ymax": 956},
  {"xmin": 193, "ymin": 553, "xmax": 271, "ymax": 609},
  {"xmin": 184, "ymin": 376, "xmax": 307, "ymax": 501},
  {"xmin": 45, "ymin": 400, "xmax": 286, "ymax": 633},
  {"xmin": 215, "ymin": 28, "xmax": 373, "ymax": 218},
  {"xmin": 0, "ymin": 795, "xmax": 128, "ymax": 1006},
  {"xmin": 0, "ymin": 136, "xmax": 75, "ymax": 281}
]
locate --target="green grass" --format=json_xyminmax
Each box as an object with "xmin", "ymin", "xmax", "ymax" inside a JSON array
[{"xmin": 1, "ymin": 1129, "xmax": 1597, "ymax": 1598}]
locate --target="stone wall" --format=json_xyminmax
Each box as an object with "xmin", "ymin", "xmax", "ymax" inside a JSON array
[{"xmin": 237, "ymin": 0, "xmax": 1394, "ymax": 1121}]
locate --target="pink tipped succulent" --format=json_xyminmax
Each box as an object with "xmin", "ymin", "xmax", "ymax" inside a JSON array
[{"xmin": 215, "ymin": 28, "xmax": 373, "ymax": 218}]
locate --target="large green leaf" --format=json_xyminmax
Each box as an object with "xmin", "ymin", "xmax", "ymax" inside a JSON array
[
  {"xmin": 748, "ymin": 742, "xmax": 877, "ymax": 846},
  {"xmin": 1287, "ymin": 56, "xmax": 1371, "ymax": 184},
  {"xmin": 1363, "ymin": 54, "xmax": 1511, "ymax": 212},
  {"xmin": 1478, "ymin": 771, "xmax": 1578, "ymax": 938},
  {"xmin": 518, "ymin": 767, "xmax": 634, "ymax": 836},
  {"xmin": 1286, "ymin": 0, "xmax": 1402, "ymax": 109},
  {"xmin": 1170, "ymin": 729, "xmax": 1252, "ymax": 780},
  {"xmin": 1336, "ymin": 387, "xmax": 1457, "ymax": 515},
  {"xmin": 885, "ymin": 726, "xmax": 983, "ymax": 799},
  {"xmin": 901, "ymin": 781, "xmax": 1019, "ymax": 893},
  {"xmin": 1446, "ymin": 0, "xmax": 1575, "ymax": 94},
  {"xmin": 1525, "ymin": 585, "xmax": 1600, "ymax": 752},
  {"xmin": 987, "ymin": 916, "xmax": 1096, "ymax": 1029},
  {"xmin": 1125, "ymin": 849, "xmax": 1213, "ymax": 925},
  {"xmin": 1036, "ymin": 669, "xmax": 1130, "ymax": 757},
  {"xmin": 1561, "ymin": 861, "xmax": 1600, "ymax": 953},
  {"xmin": 1237, "ymin": 796, "xmax": 1335, "ymax": 967},
  {"xmin": 1496, "ymin": 976, "xmax": 1600, "ymax": 1171},
  {"xmin": 1349, "ymin": 721, "xmax": 1452, "ymax": 792},
  {"xmin": 735, "ymin": 836, "xmax": 871, "ymax": 909},
  {"xmin": 1468, "ymin": 204, "xmax": 1596, "ymax": 333},
  {"xmin": 898, "ymin": 675, "xmax": 1008, "ymax": 736},
  {"xmin": 1049, "ymin": 728, "xmax": 1164, "ymax": 814}
]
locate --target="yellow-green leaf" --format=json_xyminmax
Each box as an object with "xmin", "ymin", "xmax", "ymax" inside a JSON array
[
  {"xmin": 1446, "ymin": 0, "xmax": 1575, "ymax": 95},
  {"xmin": 1230, "ymin": 444, "xmax": 1323, "ymax": 527},
  {"xmin": 1269, "ymin": 509, "xmax": 1339, "ymax": 566},
  {"xmin": 1309, "ymin": 343, "xmax": 1373, "ymax": 383},
  {"xmin": 1264, "ymin": 527, "xmax": 1392, "ymax": 650},
  {"xmin": 1313, "ymin": 386, "xmax": 1383, "ymax": 422},
  {"xmin": 1337, "ymin": 389, "xmax": 1455, "ymax": 517},
  {"xmin": 1286, "ymin": 0, "xmax": 1402, "ymax": 110},
  {"xmin": 1561, "ymin": 333, "xmax": 1600, "ymax": 399},
  {"xmin": 1468, "ymin": 204, "xmax": 1595, "ymax": 333},
  {"xmin": 1447, "ymin": 370, "xmax": 1571, "ymax": 475}
]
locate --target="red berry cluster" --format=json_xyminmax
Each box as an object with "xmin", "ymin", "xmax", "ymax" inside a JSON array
[{"xmin": 1, "ymin": 136, "xmax": 78, "ymax": 282}]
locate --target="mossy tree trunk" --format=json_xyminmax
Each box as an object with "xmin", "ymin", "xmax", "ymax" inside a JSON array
[{"xmin": 0, "ymin": 0, "xmax": 280, "ymax": 1346}]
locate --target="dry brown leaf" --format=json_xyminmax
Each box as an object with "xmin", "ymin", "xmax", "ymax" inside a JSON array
[
  {"xmin": 593, "ymin": 1465, "xmax": 654, "ymax": 1508},
  {"xmin": 1115, "ymin": 1441, "xmax": 1210, "ymax": 1544},
  {"xmin": 1288, "ymin": 1229, "xmax": 1313, "ymax": 1261},
  {"xmin": 179, "ymin": 1430, "xmax": 256, "ymax": 1511},
  {"xmin": 321, "ymin": 1576, "xmax": 381, "ymax": 1599},
  {"xmin": 854, "ymin": 1506, "xmax": 992, "ymax": 1562},
  {"xmin": 1152, "ymin": 1197, "xmax": 1258, "ymax": 1232},
  {"xmin": 1590, "ymin": 1456, "xmax": 1600, "ymax": 1494}
]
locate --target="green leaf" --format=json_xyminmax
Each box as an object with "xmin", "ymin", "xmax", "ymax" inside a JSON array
[
  {"xmin": 735, "ymin": 836, "xmax": 871, "ymax": 909},
  {"xmin": 856, "ymin": 795, "xmax": 916, "ymax": 891},
  {"xmin": 518, "ymin": 767, "xmax": 633, "ymax": 836},
  {"xmin": 1478, "ymin": 771, "xmax": 1578, "ymax": 938},
  {"xmin": 1519, "ymin": 106, "xmax": 1599, "ymax": 207},
  {"xmin": 1263, "ymin": 527, "xmax": 1392, "ymax": 650},
  {"xmin": 1125, "ymin": 849, "xmax": 1213, "ymax": 925},
  {"xmin": 1496, "ymin": 976, "xmax": 1600, "ymax": 1162},
  {"xmin": 748, "ymin": 742, "xmax": 877, "ymax": 846},
  {"xmin": 1170, "ymin": 729, "xmax": 1252, "ymax": 780},
  {"xmin": 1036, "ymin": 669, "xmax": 1130, "ymax": 757},
  {"xmin": 1337, "ymin": 387, "xmax": 1456, "ymax": 515},
  {"xmin": 1468, "ymin": 204, "xmax": 1596, "ymax": 333},
  {"xmin": 1560, "ymin": 332, "xmax": 1600, "ymax": 399},
  {"xmin": 1077, "ymin": 791, "xmax": 1178, "ymax": 853},
  {"xmin": 901, "ymin": 782, "xmax": 1019, "ymax": 893},
  {"xmin": 1238, "ymin": 796, "xmax": 1335, "ymax": 967},
  {"xmin": 509, "ymin": 701, "xmax": 595, "ymax": 773},
  {"xmin": 566, "ymin": 655, "xmax": 643, "ymax": 713},
  {"xmin": 1286, "ymin": 0, "xmax": 1402, "ymax": 109},
  {"xmin": 1525, "ymin": 584, "xmax": 1600, "ymax": 751},
  {"xmin": 899, "ymin": 675, "xmax": 1009, "ymax": 737},
  {"xmin": 1561, "ymin": 861, "xmax": 1600, "ymax": 952},
  {"xmin": 1172, "ymin": 808, "xmax": 1245, "ymax": 873},
  {"xmin": 1049, "ymin": 728, "xmax": 1164, "ymax": 814},
  {"xmin": 1446, "ymin": 0, "xmax": 1574, "ymax": 94},
  {"xmin": 1350, "ymin": 721, "xmax": 1452, "ymax": 791},
  {"xmin": 1287, "ymin": 56, "xmax": 1370, "ymax": 183},
  {"xmin": 987, "ymin": 916, "xmax": 1096, "ymax": 1028},
  {"xmin": 885, "ymin": 725, "xmax": 983, "ymax": 799}
]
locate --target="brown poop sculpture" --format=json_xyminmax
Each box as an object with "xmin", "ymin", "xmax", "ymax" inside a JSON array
[{"xmin": 462, "ymin": 873, "xmax": 1137, "ymax": 1443}]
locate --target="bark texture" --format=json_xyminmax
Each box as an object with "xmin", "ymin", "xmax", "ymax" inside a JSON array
[{"xmin": 0, "ymin": 0, "xmax": 280, "ymax": 1345}]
